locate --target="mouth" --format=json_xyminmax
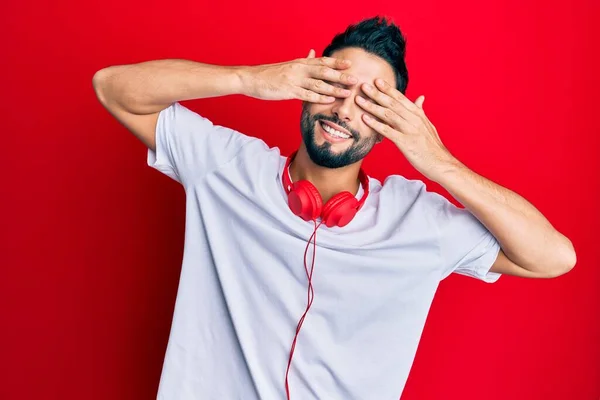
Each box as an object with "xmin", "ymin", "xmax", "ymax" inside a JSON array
[{"xmin": 318, "ymin": 120, "xmax": 353, "ymax": 142}]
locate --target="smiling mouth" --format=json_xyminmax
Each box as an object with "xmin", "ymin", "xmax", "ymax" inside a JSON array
[{"xmin": 319, "ymin": 120, "xmax": 353, "ymax": 140}]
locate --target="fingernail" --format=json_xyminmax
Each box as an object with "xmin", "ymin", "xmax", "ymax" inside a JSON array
[
  {"xmin": 364, "ymin": 83, "xmax": 373, "ymax": 90},
  {"xmin": 356, "ymin": 96, "xmax": 365, "ymax": 103},
  {"xmin": 348, "ymin": 76, "xmax": 358, "ymax": 83}
]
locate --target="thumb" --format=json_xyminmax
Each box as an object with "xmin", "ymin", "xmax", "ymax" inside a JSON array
[
  {"xmin": 307, "ymin": 49, "xmax": 316, "ymax": 58},
  {"xmin": 415, "ymin": 95, "xmax": 425, "ymax": 109}
]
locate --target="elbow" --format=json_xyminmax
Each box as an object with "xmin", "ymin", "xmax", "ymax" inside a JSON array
[
  {"xmin": 547, "ymin": 239, "xmax": 577, "ymax": 278},
  {"xmin": 92, "ymin": 69, "xmax": 108, "ymax": 103},
  {"xmin": 92, "ymin": 67, "xmax": 117, "ymax": 104},
  {"xmin": 562, "ymin": 238, "xmax": 577, "ymax": 272}
]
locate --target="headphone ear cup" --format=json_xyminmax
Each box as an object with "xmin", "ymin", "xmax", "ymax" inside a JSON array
[
  {"xmin": 288, "ymin": 181, "xmax": 323, "ymax": 221},
  {"xmin": 322, "ymin": 192, "xmax": 359, "ymax": 227}
]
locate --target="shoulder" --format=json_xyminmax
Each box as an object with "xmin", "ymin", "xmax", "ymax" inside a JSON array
[
  {"xmin": 380, "ymin": 174, "xmax": 426, "ymax": 194},
  {"xmin": 379, "ymin": 174, "xmax": 437, "ymax": 203},
  {"xmin": 378, "ymin": 174, "xmax": 455, "ymax": 217}
]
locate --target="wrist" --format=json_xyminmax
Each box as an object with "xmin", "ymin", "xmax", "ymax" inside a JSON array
[
  {"xmin": 233, "ymin": 65, "xmax": 256, "ymax": 97},
  {"xmin": 429, "ymin": 155, "xmax": 466, "ymax": 184}
]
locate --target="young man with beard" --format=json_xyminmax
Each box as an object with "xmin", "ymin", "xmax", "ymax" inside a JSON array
[{"xmin": 93, "ymin": 16, "xmax": 575, "ymax": 400}]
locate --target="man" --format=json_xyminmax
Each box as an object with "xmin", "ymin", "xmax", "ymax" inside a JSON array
[{"xmin": 93, "ymin": 16, "xmax": 576, "ymax": 400}]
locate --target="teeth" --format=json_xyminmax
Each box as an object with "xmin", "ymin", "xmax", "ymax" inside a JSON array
[{"xmin": 321, "ymin": 122, "xmax": 350, "ymax": 139}]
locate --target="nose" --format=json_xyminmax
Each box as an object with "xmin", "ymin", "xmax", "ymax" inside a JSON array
[{"xmin": 331, "ymin": 94, "xmax": 358, "ymax": 123}]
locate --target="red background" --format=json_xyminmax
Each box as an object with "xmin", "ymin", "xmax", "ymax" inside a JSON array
[{"xmin": 2, "ymin": 0, "xmax": 599, "ymax": 399}]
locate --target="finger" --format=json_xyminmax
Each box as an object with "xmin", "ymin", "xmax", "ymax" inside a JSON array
[
  {"xmin": 307, "ymin": 49, "xmax": 316, "ymax": 58},
  {"xmin": 356, "ymin": 96, "xmax": 414, "ymax": 137},
  {"xmin": 374, "ymin": 79, "xmax": 419, "ymax": 112},
  {"xmin": 361, "ymin": 82, "xmax": 418, "ymax": 122},
  {"xmin": 303, "ymin": 78, "xmax": 352, "ymax": 98},
  {"xmin": 306, "ymin": 56, "xmax": 352, "ymax": 70},
  {"xmin": 362, "ymin": 114, "xmax": 402, "ymax": 143},
  {"xmin": 310, "ymin": 65, "xmax": 358, "ymax": 87},
  {"xmin": 415, "ymin": 95, "xmax": 425, "ymax": 109},
  {"xmin": 297, "ymin": 88, "xmax": 335, "ymax": 104},
  {"xmin": 355, "ymin": 94, "xmax": 410, "ymax": 128}
]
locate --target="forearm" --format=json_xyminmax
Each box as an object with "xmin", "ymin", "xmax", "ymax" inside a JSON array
[
  {"xmin": 92, "ymin": 59, "xmax": 248, "ymax": 115},
  {"xmin": 435, "ymin": 160, "xmax": 576, "ymax": 274}
]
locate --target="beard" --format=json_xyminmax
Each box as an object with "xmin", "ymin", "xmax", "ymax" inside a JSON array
[{"xmin": 299, "ymin": 102, "xmax": 380, "ymax": 169}]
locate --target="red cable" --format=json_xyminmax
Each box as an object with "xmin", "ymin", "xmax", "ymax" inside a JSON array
[{"xmin": 285, "ymin": 219, "xmax": 323, "ymax": 400}]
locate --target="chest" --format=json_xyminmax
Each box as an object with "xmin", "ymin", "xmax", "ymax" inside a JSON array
[{"xmin": 193, "ymin": 166, "xmax": 442, "ymax": 316}]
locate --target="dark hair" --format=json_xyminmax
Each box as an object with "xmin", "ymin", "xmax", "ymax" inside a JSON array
[{"xmin": 323, "ymin": 16, "xmax": 409, "ymax": 94}]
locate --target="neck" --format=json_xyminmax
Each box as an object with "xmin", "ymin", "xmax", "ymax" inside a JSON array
[{"xmin": 289, "ymin": 146, "xmax": 362, "ymax": 204}]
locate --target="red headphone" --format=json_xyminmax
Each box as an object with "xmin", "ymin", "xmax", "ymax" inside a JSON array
[{"xmin": 282, "ymin": 150, "xmax": 370, "ymax": 228}]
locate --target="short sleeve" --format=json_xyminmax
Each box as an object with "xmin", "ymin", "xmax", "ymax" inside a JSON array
[
  {"xmin": 147, "ymin": 102, "xmax": 255, "ymax": 186},
  {"xmin": 432, "ymin": 193, "xmax": 502, "ymax": 283}
]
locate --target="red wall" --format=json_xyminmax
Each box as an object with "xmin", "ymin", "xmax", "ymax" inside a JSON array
[{"xmin": 2, "ymin": 0, "xmax": 599, "ymax": 399}]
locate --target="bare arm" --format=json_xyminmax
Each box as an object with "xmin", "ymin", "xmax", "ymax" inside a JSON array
[
  {"xmin": 352, "ymin": 78, "xmax": 576, "ymax": 279},
  {"xmin": 438, "ymin": 163, "xmax": 576, "ymax": 278},
  {"xmin": 92, "ymin": 53, "xmax": 358, "ymax": 150},
  {"xmin": 92, "ymin": 59, "xmax": 245, "ymax": 150}
]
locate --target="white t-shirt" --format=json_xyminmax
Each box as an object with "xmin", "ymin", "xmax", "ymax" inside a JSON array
[{"xmin": 147, "ymin": 102, "xmax": 501, "ymax": 400}]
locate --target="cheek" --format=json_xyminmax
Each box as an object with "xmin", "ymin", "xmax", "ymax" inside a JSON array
[
  {"xmin": 357, "ymin": 117, "xmax": 378, "ymax": 138},
  {"xmin": 308, "ymin": 103, "xmax": 330, "ymax": 117}
]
